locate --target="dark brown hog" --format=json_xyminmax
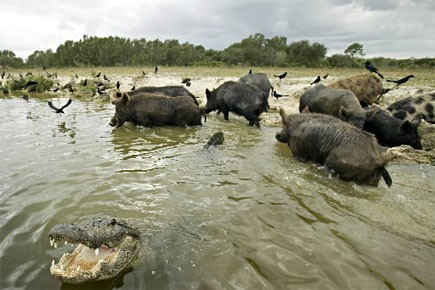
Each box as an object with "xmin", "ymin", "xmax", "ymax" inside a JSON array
[
  {"xmin": 109, "ymin": 93, "xmax": 205, "ymax": 128},
  {"xmin": 205, "ymin": 81, "xmax": 268, "ymax": 128},
  {"xmin": 363, "ymin": 107, "xmax": 422, "ymax": 149},
  {"xmin": 111, "ymin": 86, "xmax": 199, "ymax": 105},
  {"xmin": 299, "ymin": 84, "xmax": 378, "ymax": 129},
  {"xmin": 276, "ymin": 108, "xmax": 393, "ymax": 187},
  {"xmin": 239, "ymin": 73, "xmax": 273, "ymax": 108}
]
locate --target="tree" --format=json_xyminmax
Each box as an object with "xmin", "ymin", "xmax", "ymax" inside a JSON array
[{"xmin": 344, "ymin": 43, "xmax": 365, "ymax": 58}]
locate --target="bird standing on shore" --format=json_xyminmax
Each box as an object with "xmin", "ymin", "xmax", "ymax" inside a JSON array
[
  {"xmin": 387, "ymin": 75, "xmax": 414, "ymax": 87},
  {"xmin": 310, "ymin": 76, "xmax": 321, "ymax": 85},
  {"xmin": 273, "ymin": 90, "xmax": 289, "ymax": 99},
  {"xmin": 48, "ymin": 99, "xmax": 72, "ymax": 117},
  {"xmin": 365, "ymin": 61, "xmax": 384, "ymax": 79}
]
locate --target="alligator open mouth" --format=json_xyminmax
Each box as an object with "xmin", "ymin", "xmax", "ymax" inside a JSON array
[{"xmin": 48, "ymin": 216, "xmax": 140, "ymax": 284}]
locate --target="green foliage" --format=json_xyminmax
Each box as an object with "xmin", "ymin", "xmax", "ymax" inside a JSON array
[
  {"xmin": 0, "ymin": 50, "xmax": 24, "ymax": 68},
  {"xmin": 2, "ymin": 35, "xmax": 435, "ymax": 69},
  {"xmin": 8, "ymin": 76, "xmax": 53, "ymax": 92},
  {"xmin": 344, "ymin": 43, "xmax": 365, "ymax": 57}
]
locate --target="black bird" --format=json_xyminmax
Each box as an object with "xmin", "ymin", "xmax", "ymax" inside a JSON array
[
  {"xmin": 386, "ymin": 75, "xmax": 414, "ymax": 87},
  {"xmin": 248, "ymin": 69, "xmax": 252, "ymax": 74},
  {"xmin": 181, "ymin": 78, "xmax": 191, "ymax": 84},
  {"xmin": 204, "ymin": 132, "xmax": 224, "ymax": 149},
  {"xmin": 75, "ymin": 74, "xmax": 79, "ymax": 79},
  {"xmin": 274, "ymin": 72, "xmax": 287, "ymax": 80},
  {"xmin": 48, "ymin": 99, "xmax": 72, "ymax": 117},
  {"xmin": 365, "ymin": 61, "xmax": 384, "ymax": 79},
  {"xmin": 103, "ymin": 74, "xmax": 110, "ymax": 81},
  {"xmin": 83, "ymin": 79, "xmax": 88, "ymax": 86},
  {"xmin": 310, "ymin": 76, "xmax": 321, "ymax": 85},
  {"xmin": 154, "ymin": 66, "xmax": 158, "ymax": 73},
  {"xmin": 1, "ymin": 71, "xmax": 5, "ymax": 79},
  {"xmin": 95, "ymin": 72, "xmax": 101, "ymax": 78},
  {"xmin": 273, "ymin": 90, "xmax": 289, "ymax": 99},
  {"xmin": 185, "ymin": 81, "xmax": 191, "ymax": 87},
  {"xmin": 97, "ymin": 87, "xmax": 106, "ymax": 96},
  {"xmin": 45, "ymin": 71, "xmax": 52, "ymax": 77},
  {"xmin": 43, "ymin": 66, "xmax": 46, "ymax": 70},
  {"xmin": 142, "ymin": 70, "xmax": 147, "ymax": 76},
  {"xmin": 24, "ymin": 80, "xmax": 38, "ymax": 90},
  {"xmin": 116, "ymin": 81, "xmax": 120, "ymax": 90},
  {"xmin": 322, "ymin": 73, "xmax": 329, "ymax": 79},
  {"xmin": 22, "ymin": 94, "xmax": 29, "ymax": 102},
  {"xmin": 131, "ymin": 86, "xmax": 136, "ymax": 91}
]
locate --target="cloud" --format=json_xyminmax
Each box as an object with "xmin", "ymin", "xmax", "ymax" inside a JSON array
[{"xmin": 0, "ymin": 0, "xmax": 433, "ymax": 60}]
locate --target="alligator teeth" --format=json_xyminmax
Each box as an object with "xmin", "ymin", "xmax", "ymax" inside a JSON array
[{"xmin": 95, "ymin": 248, "xmax": 99, "ymax": 256}]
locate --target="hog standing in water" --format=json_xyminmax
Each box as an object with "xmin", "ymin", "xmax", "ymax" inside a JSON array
[
  {"xmin": 363, "ymin": 107, "xmax": 422, "ymax": 149},
  {"xmin": 239, "ymin": 73, "xmax": 273, "ymax": 108},
  {"xmin": 109, "ymin": 93, "xmax": 204, "ymax": 128},
  {"xmin": 111, "ymin": 86, "xmax": 199, "ymax": 105},
  {"xmin": 205, "ymin": 81, "xmax": 268, "ymax": 127},
  {"xmin": 276, "ymin": 108, "xmax": 393, "ymax": 187}
]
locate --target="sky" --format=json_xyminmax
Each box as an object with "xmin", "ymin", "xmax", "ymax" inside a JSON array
[{"xmin": 0, "ymin": 0, "xmax": 434, "ymax": 60}]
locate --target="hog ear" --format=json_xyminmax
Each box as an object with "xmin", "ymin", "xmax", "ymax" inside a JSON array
[
  {"xmin": 278, "ymin": 107, "xmax": 290, "ymax": 126},
  {"xmin": 339, "ymin": 106, "xmax": 349, "ymax": 119},
  {"xmin": 120, "ymin": 93, "xmax": 130, "ymax": 104},
  {"xmin": 205, "ymin": 88, "xmax": 211, "ymax": 98},
  {"xmin": 111, "ymin": 91, "xmax": 123, "ymax": 105},
  {"xmin": 301, "ymin": 106, "xmax": 311, "ymax": 114}
]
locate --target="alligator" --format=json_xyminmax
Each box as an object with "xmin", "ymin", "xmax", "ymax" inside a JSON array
[{"xmin": 48, "ymin": 215, "xmax": 149, "ymax": 284}]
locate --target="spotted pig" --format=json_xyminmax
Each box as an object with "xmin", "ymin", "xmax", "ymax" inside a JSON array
[
  {"xmin": 329, "ymin": 73, "xmax": 386, "ymax": 106},
  {"xmin": 386, "ymin": 93, "xmax": 435, "ymax": 124}
]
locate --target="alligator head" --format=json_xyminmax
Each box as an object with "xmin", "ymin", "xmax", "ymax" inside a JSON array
[{"xmin": 48, "ymin": 216, "xmax": 141, "ymax": 284}]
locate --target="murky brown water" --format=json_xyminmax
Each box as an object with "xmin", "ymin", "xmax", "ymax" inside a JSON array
[{"xmin": 1, "ymin": 96, "xmax": 435, "ymax": 290}]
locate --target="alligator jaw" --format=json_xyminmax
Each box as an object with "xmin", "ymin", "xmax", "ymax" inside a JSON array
[{"xmin": 49, "ymin": 236, "xmax": 138, "ymax": 284}]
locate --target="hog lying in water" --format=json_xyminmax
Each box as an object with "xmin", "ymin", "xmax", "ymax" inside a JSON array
[
  {"xmin": 276, "ymin": 108, "xmax": 393, "ymax": 187},
  {"xmin": 109, "ymin": 92, "xmax": 204, "ymax": 128}
]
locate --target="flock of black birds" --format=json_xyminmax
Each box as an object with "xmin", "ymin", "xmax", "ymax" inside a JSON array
[{"xmin": 2, "ymin": 62, "xmax": 416, "ymax": 118}]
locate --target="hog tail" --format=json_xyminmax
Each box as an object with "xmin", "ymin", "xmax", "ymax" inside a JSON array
[{"xmin": 381, "ymin": 168, "xmax": 392, "ymax": 187}]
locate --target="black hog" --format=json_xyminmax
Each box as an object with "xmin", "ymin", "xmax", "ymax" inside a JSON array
[
  {"xmin": 109, "ymin": 93, "xmax": 204, "ymax": 128},
  {"xmin": 205, "ymin": 81, "xmax": 268, "ymax": 127},
  {"xmin": 387, "ymin": 93, "xmax": 435, "ymax": 124},
  {"xmin": 276, "ymin": 109, "xmax": 393, "ymax": 187},
  {"xmin": 299, "ymin": 84, "xmax": 377, "ymax": 129},
  {"xmin": 239, "ymin": 73, "xmax": 273, "ymax": 107},
  {"xmin": 112, "ymin": 86, "xmax": 199, "ymax": 105},
  {"xmin": 363, "ymin": 107, "xmax": 422, "ymax": 149}
]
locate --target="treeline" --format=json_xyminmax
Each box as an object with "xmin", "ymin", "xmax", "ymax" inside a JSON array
[{"xmin": 1, "ymin": 33, "xmax": 434, "ymax": 69}]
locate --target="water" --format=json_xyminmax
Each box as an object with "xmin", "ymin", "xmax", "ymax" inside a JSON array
[{"xmin": 0, "ymin": 96, "xmax": 434, "ymax": 290}]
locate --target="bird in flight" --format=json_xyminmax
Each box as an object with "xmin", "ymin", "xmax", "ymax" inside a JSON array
[
  {"xmin": 310, "ymin": 76, "xmax": 321, "ymax": 85},
  {"xmin": 387, "ymin": 75, "xmax": 414, "ymax": 87},
  {"xmin": 274, "ymin": 72, "xmax": 287, "ymax": 80},
  {"xmin": 48, "ymin": 99, "xmax": 72, "ymax": 117},
  {"xmin": 365, "ymin": 61, "xmax": 384, "ymax": 79}
]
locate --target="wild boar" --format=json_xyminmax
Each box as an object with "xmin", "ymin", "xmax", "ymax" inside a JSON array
[
  {"xmin": 109, "ymin": 93, "xmax": 204, "ymax": 128},
  {"xmin": 205, "ymin": 81, "xmax": 268, "ymax": 127},
  {"xmin": 111, "ymin": 86, "xmax": 199, "ymax": 105},
  {"xmin": 386, "ymin": 93, "xmax": 435, "ymax": 124},
  {"xmin": 329, "ymin": 73, "xmax": 385, "ymax": 106},
  {"xmin": 363, "ymin": 107, "xmax": 422, "ymax": 149},
  {"xmin": 299, "ymin": 84, "xmax": 377, "ymax": 129},
  {"xmin": 276, "ymin": 109, "xmax": 393, "ymax": 187},
  {"xmin": 239, "ymin": 73, "xmax": 273, "ymax": 108}
]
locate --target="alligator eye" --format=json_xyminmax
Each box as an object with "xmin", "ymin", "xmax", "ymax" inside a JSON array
[{"xmin": 110, "ymin": 219, "xmax": 117, "ymax": 226}]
